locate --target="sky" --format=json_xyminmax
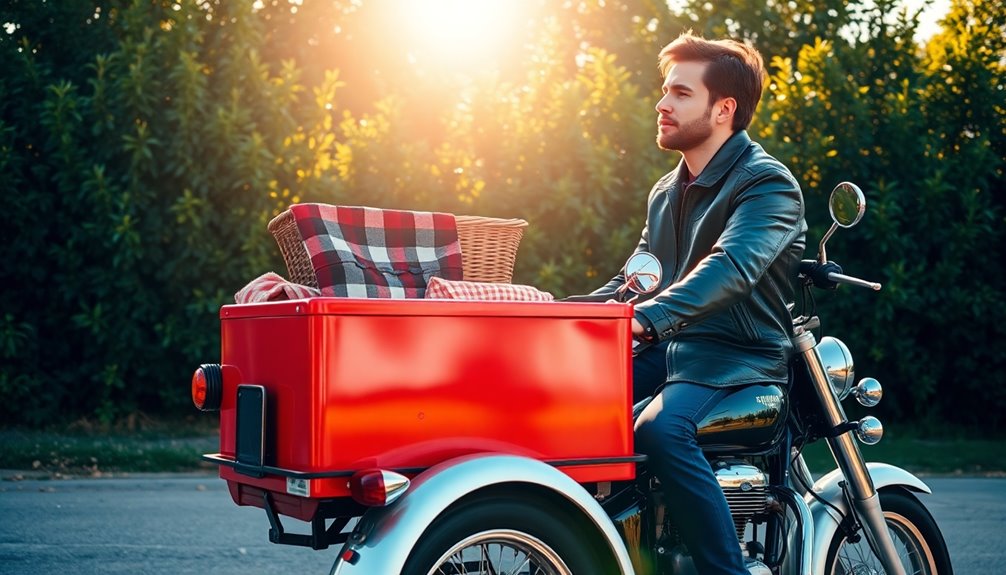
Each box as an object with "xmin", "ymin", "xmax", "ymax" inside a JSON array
[{"xmin": 906, "ymin": 0, "xmax": 952, "ymax": 42}]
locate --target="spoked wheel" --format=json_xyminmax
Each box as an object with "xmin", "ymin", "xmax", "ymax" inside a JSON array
[
  {"xmin": 426, "ymin": 529, "xmax": 572, "ymax": 575},
  {"xmin": 404, "ymin": 493, "xmax": 611, "ymax": 575},
  {"xmin": 826, "ymin": 489, "xmax": 953, "ymax": 575}
]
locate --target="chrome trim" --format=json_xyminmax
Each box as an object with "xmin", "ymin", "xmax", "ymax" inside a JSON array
[
  {"xmin": 797, "ymin": 342, "xmax": 873, "ymax": 501},
  {"xmin": 806, "ymin": 463, "xmax": 931, "ymax": 575},
  {"xmin": 799, "ymin": 342, "xmax": 909, "ymax": 574},
  {"xmin": 378, "ymin": 470, "xmax": 410, "ymax": 505},
  {"xmin": 855, "ymin": 416, "xmax": 884, "ymax": 445},
  {"xmin": 425, "ymin": 529, "xmax": 573, "ymax": 575},
  {"xmin": 857, "ymin": 492, "xmax": 910, "ymax": 575},
  {"xmin": 792, "ymin": 331, "xmax": 817, "ymax": 353},
  {"xmin": 774, "ymin": 487, "xmax": 814, "ymax": 575},
  {"xmin": 329, "ymin": 453, "xmax": 635, "ymax": 575},
  {"xmin": 852, "ymin": 377, "xmax": 883, "ymax": 407},
  {"xmin": 815, "ymin": 337, "xmax": 855, "ymax": 399},
  {"xmin": 789, "ymin": 452, "xmax": 814, "ymax": 497},
  {"xmin": 714, "ymin": 462, "xmax": 767, "ymax": 490}
]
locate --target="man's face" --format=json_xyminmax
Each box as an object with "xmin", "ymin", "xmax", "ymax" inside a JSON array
[{"xmin": 655, "ymin": 61, "xmax": 715, "ymax": 152}]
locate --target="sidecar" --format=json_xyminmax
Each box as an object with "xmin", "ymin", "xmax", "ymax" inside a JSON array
[{"xmin": 195, "ymin": 295, "xmax": 640, "ymax": 572}]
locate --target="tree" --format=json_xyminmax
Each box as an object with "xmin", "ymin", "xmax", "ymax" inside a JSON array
[
  {"xmin": 2, "ymin": 0, "xmax": 1004, "ymax": 431},
  {"xmin": 756, "ymin": 0, "xmax": 1006, "ymax": 428}
]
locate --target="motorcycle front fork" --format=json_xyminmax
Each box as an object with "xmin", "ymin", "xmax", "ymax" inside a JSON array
[{"xmin": 793, "ymin": 331, "xmax": 907, "ymax": 575}]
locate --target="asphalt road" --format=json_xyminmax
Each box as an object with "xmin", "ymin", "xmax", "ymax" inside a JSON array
[{"xmin": 0, "ymin": 474, "xmax": 1002, "ymax": 574}]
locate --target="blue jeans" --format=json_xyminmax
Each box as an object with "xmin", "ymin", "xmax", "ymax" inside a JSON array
[{"xmin": 633, "ymin": 342, "xmax": 748, "ymax": 575}]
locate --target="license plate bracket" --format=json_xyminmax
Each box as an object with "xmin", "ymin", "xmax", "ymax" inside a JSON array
[{"xmin": 235, "ymin": 384, "xmax": 267, "ymax": 478}]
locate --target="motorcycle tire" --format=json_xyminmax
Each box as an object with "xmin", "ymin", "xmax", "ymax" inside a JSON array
[
  {"xmin": 825, "ymin": 488, "xmax": 953, "ymax": 575},
  {"xmin": 402, "ymin": 490, "xmax": 614, "ymax": 575}
]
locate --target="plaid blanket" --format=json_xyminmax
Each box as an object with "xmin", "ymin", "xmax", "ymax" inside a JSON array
[
  {"xmin": 235, "ymin": 272, "xmax": 322, "ymax": 304},
  {"xmin": 290, "ymin": 204, "xmax": 464, "ymax": 298},
  {"xmin": 424, "ymin": 276, "xmax": 554, "ymax": 301}
]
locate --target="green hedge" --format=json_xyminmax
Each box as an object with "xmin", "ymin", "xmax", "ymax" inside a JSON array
[{"xmin": 1, "ymin": 0, "xmax": 1003, "ymax": 430}]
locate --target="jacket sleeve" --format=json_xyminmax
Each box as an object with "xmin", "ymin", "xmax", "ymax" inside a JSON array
[{"xmin": 633, "ymin": 168, "xmax": 803, "ymax": 339}]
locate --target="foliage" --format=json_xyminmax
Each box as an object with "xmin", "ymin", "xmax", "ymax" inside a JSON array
[
  {"xmin": 757, "ymin": 0, "xmax": 1006, "ymax": 428},
  {"xmin": 1, "ymin": 0, "xmax": 1003, "ymax": 430}
]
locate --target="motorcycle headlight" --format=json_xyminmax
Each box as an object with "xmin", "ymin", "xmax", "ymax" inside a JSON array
[{"xmin": 815, "ymin": 336, "xmax": 855, "ymax": 400}]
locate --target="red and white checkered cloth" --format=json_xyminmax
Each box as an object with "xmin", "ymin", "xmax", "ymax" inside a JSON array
[
  {"xmin": 424, "ymin": 276, "xmax": 554, "ymax": 301},
  {"xmin": 235, "ymin": 272, "xmax": 321, "ymax": 304},
  {"xmin": 291, "ymin": 204, "xmax": 464, "ymax": 298}
]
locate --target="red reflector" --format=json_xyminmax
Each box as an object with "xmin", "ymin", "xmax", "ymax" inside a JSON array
[
  {"xmin": 191, "ymin": 368, "xmax": 208, "ymax": 409},
  {"xmin": 191, "ymin": 364, "xmax": 223, "ymax": 412},
  {"xmin": 341, "ymin": 549, "xmax": 360, "ymax": 565},
  {"xmin": 348, "ymin": 469, "xmax": 410, "ymax": 507}
]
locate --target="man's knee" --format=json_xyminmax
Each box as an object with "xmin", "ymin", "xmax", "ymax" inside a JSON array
[{"xmin": 634, "ymin": 411, "xmax": 696, "ymax": 454}]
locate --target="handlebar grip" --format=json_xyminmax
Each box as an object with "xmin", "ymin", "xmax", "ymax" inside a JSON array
[
  {"xmin": 799, "ymin": 260, "xmax": 883, "ymax": 291},
  {"xmin": 827, "ymin": 272, "xmax": 882, "ymax": 291},
  {"xmin": 799, "ymin": 259, "xmax": 843, "ymax": 289}
]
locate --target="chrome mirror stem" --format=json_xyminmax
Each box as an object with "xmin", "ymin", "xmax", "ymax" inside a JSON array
[{"xmin": 817, "ymin": 222, "xmax": 837, "ymax": 264}]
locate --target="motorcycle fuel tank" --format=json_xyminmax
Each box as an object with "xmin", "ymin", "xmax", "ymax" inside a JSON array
[{"xmin": 696, "ymin": 384, "xmax": 787, "ymax": 453}]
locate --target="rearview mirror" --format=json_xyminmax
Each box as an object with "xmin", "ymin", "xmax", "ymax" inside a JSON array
[
  {"xmin": 818, "ymin": 182, "xmax": 866, "ymax": 263},
  {"xmin": 624, "ymin": 252, "xmax": 662, "ymax": 295},
  {"xmin": 829, "ymin": 182, "xmax": 866, "ymax": 228}
]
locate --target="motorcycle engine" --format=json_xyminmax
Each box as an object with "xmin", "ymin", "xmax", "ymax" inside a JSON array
[{"xmin": 713, "ymin": 459, "xmax": 770, "ymax": 541}]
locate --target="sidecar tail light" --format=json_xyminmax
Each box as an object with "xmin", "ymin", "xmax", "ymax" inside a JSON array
[
  {"xmin": 348, "ymin": 469, "xmax": 410, "ymax": 507},
  {"xmin": 192, "ymin": 364, "xmax": 223, "ymax": 412}
]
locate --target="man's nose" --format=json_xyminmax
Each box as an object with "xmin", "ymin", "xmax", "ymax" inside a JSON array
[{"xmin": 655, "ymin": 94, "xmax": 671, "ymax": 114}]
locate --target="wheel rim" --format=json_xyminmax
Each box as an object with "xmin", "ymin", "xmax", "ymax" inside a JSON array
[
  {"xmin": 830, "ymin": 511, "xmax": 938, "ymax": 575},
  {"xmin": 425, "ymin": 528, "xmax": 574, "ymax": 575}
]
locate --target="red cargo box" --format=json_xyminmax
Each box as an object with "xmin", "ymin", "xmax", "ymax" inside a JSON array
[{"xmin": 212, "ymin": 298, "xmax": 634, "ymax": 510}]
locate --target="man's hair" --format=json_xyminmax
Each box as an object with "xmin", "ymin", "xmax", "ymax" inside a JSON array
[{"xmin": 658, "ymin": 32, "xmax": 765, "ymax": 131}]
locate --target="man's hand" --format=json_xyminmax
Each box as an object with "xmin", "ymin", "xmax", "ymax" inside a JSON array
[
  {"xmin": 607, "ymin": 298, "xmax": 647, "ymax": 338},
  {"xmin": 631, "ymin": 318, "xmax": 645, "ymax": 337}
]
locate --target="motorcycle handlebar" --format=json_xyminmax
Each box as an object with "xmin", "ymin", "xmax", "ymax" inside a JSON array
[
  {"xmin": 799, "ymin": 260, "xmax": 882, "ymax": 291},
  {"xmin": 827, "ymin": 271, "xmax": 882, "ymax": 291}
]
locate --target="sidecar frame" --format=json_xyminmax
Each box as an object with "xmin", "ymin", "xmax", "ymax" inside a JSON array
[{"xmin": 200, "ymin": 297, "xmax": 640, "ymax": 545}]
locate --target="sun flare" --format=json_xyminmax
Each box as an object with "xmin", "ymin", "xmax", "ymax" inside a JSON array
[{"xmin": 397, "ymin": 0, "xmax": 523, "ymax": 69}]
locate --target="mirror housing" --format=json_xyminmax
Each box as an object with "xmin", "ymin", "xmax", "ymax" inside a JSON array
[
  {"xmin": 818, "ymin": 182, "xmax": 867, "ymax": 264},
  {"xmin": 829, "ymin": 182, "xmax": 866, "ymax": 228},
  {"xmin": 623, "ymin": 252, "xmax": 662, "ymax": 297}
]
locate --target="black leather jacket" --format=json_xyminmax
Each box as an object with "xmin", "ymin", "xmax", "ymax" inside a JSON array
[{"xmin": 592, "ymin": 130, "xmax": 807, "ymax": 387}]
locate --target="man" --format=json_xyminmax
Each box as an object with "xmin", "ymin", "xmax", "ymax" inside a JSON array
[{"xmin": 584, "ymin": 33, "xmax": 807, "ymax": 574}]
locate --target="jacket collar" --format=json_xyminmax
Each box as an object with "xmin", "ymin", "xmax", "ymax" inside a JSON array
[{"xmin": 675, "ymin": 130, "xmax": 752, "ymax": 189}]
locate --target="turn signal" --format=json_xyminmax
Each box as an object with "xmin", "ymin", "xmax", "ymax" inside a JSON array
[
  {"xmin": 851, "ymin": 377, "xmax": 883, "ymax": 407},
  {"xmin": 855, "ymin": 416, "xmax": 884, "ymax": 445},
  {"xmin": 192, "ymin": 364, "xmax": 223, "ymax": 412},
  {"xmin": 348, "ymin": 469, "xmax": 410, "ymax": 507}
]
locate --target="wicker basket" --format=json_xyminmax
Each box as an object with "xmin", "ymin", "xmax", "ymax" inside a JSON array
[
  {"xmin": 454, "ymin": 215, "xmax": 528, "ymax": 284},
  {"xmin": 267, "ymin": 209, "xmax": 528, "ymax": 287}
]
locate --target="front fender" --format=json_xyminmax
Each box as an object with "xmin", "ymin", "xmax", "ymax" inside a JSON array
[
  {"xmin": 805, "ymin": 462, "xmax": 931, "ymax": 575},
  {"xmin": 329, "ymin": 453, "xmax": 635, "ymax": 575}
]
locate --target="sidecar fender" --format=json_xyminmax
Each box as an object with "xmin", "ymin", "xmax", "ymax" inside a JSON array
[
  {"xmin": 330, "ymin": 453, "xmax": 635, "ymax": 575},
  {"xmin": 805, "ymin": 462, "xmax": 931, "ymax": 575}
]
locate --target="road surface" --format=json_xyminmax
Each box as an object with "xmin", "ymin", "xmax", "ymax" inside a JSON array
[{"xmin": 0, "ymin": 474, "xmax": 1001, "ymax": 574}]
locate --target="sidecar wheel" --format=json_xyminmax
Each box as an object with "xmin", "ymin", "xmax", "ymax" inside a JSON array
[
  {"xmin": 403, "ymin": 491, "xmax": 612, "ymax": 575},
  {"xmin": 825, "ymin": 488, "xmax": 953, "ymax": 575}
]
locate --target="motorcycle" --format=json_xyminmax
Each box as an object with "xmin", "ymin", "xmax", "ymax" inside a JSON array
[{"xmin": 192, "ymin": 182, "xmax": 952, "ymax": 574}]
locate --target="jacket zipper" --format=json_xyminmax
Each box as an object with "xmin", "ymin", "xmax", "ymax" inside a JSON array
[{"xmin": 672, "ymin": 181, "xmax": 692, "ymax": 280}]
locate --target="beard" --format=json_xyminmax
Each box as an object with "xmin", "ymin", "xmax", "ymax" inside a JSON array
[{"xmin": 657, "ymin": 105, "xmax": 713, "ymax": 152}]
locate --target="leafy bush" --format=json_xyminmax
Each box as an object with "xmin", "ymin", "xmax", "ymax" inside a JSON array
[{"xmin": 1, "ymin": 0, "xmax": 1003, "ymax": 430}]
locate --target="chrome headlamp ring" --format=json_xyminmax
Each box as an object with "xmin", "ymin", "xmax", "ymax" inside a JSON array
[{"xmin": 815, "ymin": 336, "xmax": 855, "ymax": 400}]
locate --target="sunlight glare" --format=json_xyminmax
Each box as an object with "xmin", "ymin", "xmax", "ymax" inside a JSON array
[{"xmin": 398, "ymin": 0, "xmax": 521, "ymax": 69}]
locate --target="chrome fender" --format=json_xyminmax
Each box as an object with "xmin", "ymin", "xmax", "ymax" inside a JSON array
[
  {"xmin": 329, "ymin": 453, "xmax": 635, "ymax": 575},
  {"xmin": 805, "ymin": 462, "xmax": 931, "ymax": 575}
]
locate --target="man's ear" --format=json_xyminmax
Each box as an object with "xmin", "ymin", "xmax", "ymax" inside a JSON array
[{"xmin": 715, "ymin": 97, "xmax": 737, "ymax": 125}]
